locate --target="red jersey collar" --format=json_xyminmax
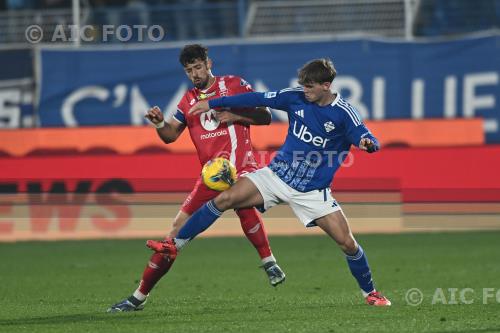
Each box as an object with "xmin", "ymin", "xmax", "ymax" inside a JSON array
[{"xmin": 194, "ymin": 76, "xmax": 218, "ymax": 95}]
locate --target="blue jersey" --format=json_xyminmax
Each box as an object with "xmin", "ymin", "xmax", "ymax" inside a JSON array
[{"xmin": 209, "ymin": 87, "xmax": 378, "ymax": 192}]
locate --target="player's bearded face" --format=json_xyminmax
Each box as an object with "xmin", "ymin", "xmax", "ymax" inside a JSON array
[{"xmin": 184, "ymin": 60, "xmax": 211, "ymax": 89}]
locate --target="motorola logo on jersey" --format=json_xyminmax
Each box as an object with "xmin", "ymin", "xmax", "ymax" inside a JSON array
[
  {"xmin": 292, "ymin": 121, "xmax": 330, "ymax": 148},
  {"xmin": 200, "ymin": 129, "xmax": 228, "ymax": 140},
  {"xmin": 200, "ymin": 109, "xmax": 220, "ymax": 131}
]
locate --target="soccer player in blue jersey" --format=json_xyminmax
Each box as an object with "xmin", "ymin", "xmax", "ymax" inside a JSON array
[{"xmin": 147, "ymin": 58, "xmax": 392, "ymax": 306}]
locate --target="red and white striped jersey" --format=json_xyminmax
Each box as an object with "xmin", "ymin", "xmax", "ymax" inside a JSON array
[{"xmin": 174, "ymin": 75, "xmax": 259, "ymax": 172}]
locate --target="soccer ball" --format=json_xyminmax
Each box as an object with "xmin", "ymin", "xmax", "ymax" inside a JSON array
[{"xmin": 201, "ymin": 157, "xmax": 237, "ymax": 191}]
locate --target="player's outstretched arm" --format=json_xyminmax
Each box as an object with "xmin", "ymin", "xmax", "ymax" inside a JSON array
[
  {"xmin": 145, "ymin": 106, "xmax": 185, "ymax": 144},
  {"xmin": 217, "ymin": 107, "xmax": 271, "ymax": 126},
  {"xmin": 190, "ymin": 91, "xmax": 283, "ymax": 116},
  {"xmin": 189, "ymin": 100, "xmax": 210, "ymax": 116}
]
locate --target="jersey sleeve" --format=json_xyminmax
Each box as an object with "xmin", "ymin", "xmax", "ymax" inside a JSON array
[
  {"xmin": 340, "ymin": 103, "xmax": 378, "ymax": 147},
  {"xmin": 225, "ymin": 76, "xmax": 272, "ymax": 122},
  {"xmin": 209, "ymin": 87, "xmax": 300, "ymax": 112},
  {"xmin": 174, "ymin": 98, "xmax": 188, "ymax": 125},
  {"xmin": 230, "ymin": 76, "xmax": 254, "ymax": 94}
]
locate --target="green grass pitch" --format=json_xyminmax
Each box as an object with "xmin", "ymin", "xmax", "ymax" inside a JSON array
[{"xmin": 1, "ymin": 232, "xmax": 500, "ymax": 332}]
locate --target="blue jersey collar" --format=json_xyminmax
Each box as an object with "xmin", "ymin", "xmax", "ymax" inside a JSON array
[{"xmin": 330, "ymin": 91, "xmax": 341, "ymax": 107}]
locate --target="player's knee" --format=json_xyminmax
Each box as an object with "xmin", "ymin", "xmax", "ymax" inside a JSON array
[
  {"xmin": 214, "ymin": 191, "xmax": 234, "ymax": 211},
  {"xmin": 340, "ymin": 236, "xmax": 358, "ymax": 255}
]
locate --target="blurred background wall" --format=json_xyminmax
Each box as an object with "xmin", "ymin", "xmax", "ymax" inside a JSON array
[{"xmin": 0, "ymin": 0, "xmax": 499, "ymax": 241}]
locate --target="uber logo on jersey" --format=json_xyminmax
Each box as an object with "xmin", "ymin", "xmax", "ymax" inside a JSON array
[
  {"xmin": 292, "ymin": 121, "xmax": 330, "ymax": 147},
  {"xmin": 200, "ymin": 109, "xmax": 220, "ymax": 131}
]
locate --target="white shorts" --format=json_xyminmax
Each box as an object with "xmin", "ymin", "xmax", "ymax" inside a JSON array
[{"xmin": 243, "ymin": 167, "xmax": 342, "ymax": 227}]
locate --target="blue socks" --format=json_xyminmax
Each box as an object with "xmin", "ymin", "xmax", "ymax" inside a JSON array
[
  {"xmin": 346, "ymin": 245, "xmax": 374, "ymax": 295},
  {"xmin": 176, "ymin": 200, "xmax": 222, "ymax": 245},
  {"xmin": 176, "ymin": 202, "xmax": 375, "ymax": 296}
]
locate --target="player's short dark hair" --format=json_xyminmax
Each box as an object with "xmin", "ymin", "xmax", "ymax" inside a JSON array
[
  {"xmin": 179, "ymin": 44, "xmax": 209, "ymax": 67},
  {"xmin": 298, "ymin": 58, "xmax": 337, "ymax": 85}
]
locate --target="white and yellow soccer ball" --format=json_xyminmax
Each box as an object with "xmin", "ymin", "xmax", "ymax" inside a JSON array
[{"xmin": 201, "ymin": 157, "xmax": 237, "ymax": 191}]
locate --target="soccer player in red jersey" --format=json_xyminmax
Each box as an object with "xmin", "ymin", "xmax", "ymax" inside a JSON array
[{"xmin": 108, "ymin": 44, "xmax": 285, "ymax": 312}]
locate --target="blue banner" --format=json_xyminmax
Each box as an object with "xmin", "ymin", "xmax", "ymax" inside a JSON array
[{"xmin": 38, "ymin": 35, "xmax": 500, "ymax": 142}]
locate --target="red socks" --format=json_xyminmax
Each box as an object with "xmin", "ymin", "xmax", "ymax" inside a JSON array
[
  {"xmin": 138, "ymin": 252, "xmax": 175, "ymax": 296},
  {"xmin": 136, "ymin": 207, "xmax": 271, "ymax": 297},
  {"xmin": 236, "ymin": 208, "xmax": 272, "ymax": 259}
]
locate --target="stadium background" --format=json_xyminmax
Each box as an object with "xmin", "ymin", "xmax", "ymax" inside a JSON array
[
  {"xmin": 0, "ymin": 2, "xmax": 499, "ymax": 332},
  {"xmin": 1, "ymin": 0, "xmax": 499, "ymax": 240}
]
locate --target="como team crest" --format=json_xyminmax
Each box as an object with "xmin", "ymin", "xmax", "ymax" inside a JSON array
[{"xmin": 200, "ymin": 109, "xmax": 220, "ymax": 131}]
